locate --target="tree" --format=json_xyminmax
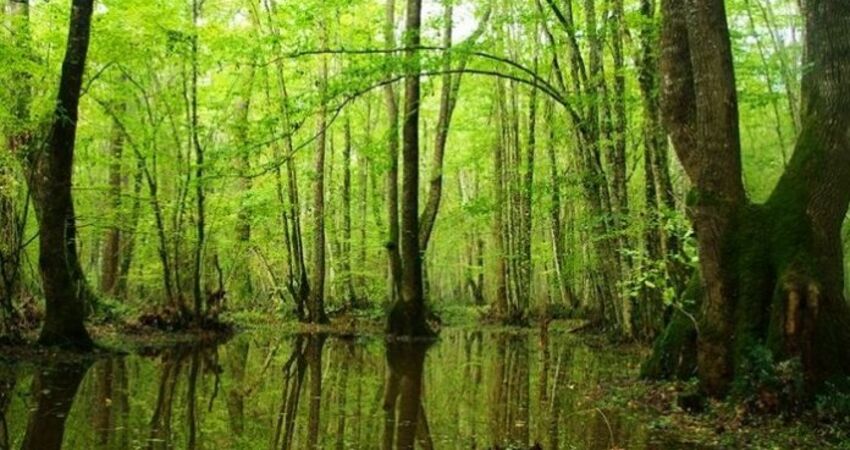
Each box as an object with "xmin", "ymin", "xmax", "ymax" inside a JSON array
[
  {"xmin": 645, "ymin": 0, "xmax": 850, "ymax": 398},
  {"xmin": 26, "ymin": 0, "xmax": 96, "ymax": 347},
  {"xmin": 387, "ymin": 0, "xmax": 432, "ymax": 337},
  {"xmin": 384, "ymin": 0, "xmax": 403, "ymax": 302},
  {"xmin": 308, "ymin": 21, "xmax": 331, "ymax": 325},
  {"xmin": 100, "ymin": 109, "xmax": 125, "ymax": 298}
]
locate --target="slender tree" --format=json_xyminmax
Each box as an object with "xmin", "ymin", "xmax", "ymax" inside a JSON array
[
  {"xmin": 384, "ymin": 0, "xmax": 403, "ymax": 301},
  {"xmin": 308, "ymin": 22, "xmax": 331, "ymax": 324}
]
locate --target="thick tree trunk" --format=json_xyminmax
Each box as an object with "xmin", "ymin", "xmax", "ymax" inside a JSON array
[
  {"xmin": 28, "ymin": 0, "xmax": 95, "ymax": 348},
  {"xmin": 647, "ymin": 0, "xmax": 850, "ymax": 399}
]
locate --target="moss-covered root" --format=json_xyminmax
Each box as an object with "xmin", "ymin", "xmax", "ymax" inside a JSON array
[{"xmin": 641, "ymin": 275, "xmax": 701, "ymax": 380}]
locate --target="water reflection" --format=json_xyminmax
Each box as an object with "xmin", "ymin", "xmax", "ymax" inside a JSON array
[
  {"xmin": 21, "ymin": 361, "xmax": 91, "ymax": 450},
  {"xmin": 0, "ymin": 328, "xmax": 710, "ymax": 449},
  {"xmin": 383, "ymin": 341, "xmax": 431, "ymax": 450}
]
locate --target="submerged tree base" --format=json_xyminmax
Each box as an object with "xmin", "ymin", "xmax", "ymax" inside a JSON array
[
  {"xmin": 386, "ymin": 299, "xmax": 437, "ymax": 339},
  {"xmin": 37, "ymin": 325, "xmax": 94, "ymax": 350}
]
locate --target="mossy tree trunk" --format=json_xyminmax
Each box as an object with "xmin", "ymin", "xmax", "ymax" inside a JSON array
[{"xmin": 647, "ymin": 0, "xmax": 850, "ymax": 398}]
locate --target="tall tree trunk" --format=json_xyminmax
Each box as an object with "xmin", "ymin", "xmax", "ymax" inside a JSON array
[
  {"xmin": 261, "ymin": 0, "xmax": 308, "ymax": 319},
  {"xmin": 233, "ymin": 74, "xmax": 254, "ymax": 300},
  {"xmin": 115, "ymin": 158, "xmax": 144, "ymax": 299},
  {"xmin": 100, "ymin": 113, "xmax": 125, "ymax": 297},
  {"xmin": 387, "ymin": 0, "xmax": 431, "ymax": 337},
  {"xmin": 417, "ymin": 0, "xmax": 453, "ymax": 253},
  {"xmin": 341, "ymin": 115, "xmax": 355, "ymax": 304},
  {"xmin": 308, "ymin": 24, "xmax": 330, "ymax": 325},
  {"xmin": 190, "ymin": 0, "xmax": 205, "ymax": 321},
  {"xmin": 417, "ymin": 0, "xmax": 491, "ymax": 252},
  {"xmin": 384, "ymin": 0, "xmax": 403, "ymax": 302},
  {"xmin": 492, "ymin": 89, "xmax": 509, "ymax": 320},
  {"xmin": 27, "ymin": 0, "xmax": 95, "ymax": 347},
  {"xmin": 544, "ymin": 99, "xmax": 578, "ymax": 311}
]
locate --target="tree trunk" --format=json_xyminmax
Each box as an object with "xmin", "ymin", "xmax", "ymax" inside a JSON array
[
  {"xmin": 647, "ymin": 0, "xmax": 850, "ymax": 399},
  {"xmin": 387, "ymin": 0, "xmax": 431, "ymax": 337},
  {"xmin": 384, "ymin": 0, "xmax": 403, "ymax": 302},
  {"xmin": 308, "ymin": 24, "xmax": 330, "ymax": 325},
  {"xmin": 115, "ymin": 158, "xmax": 144, "ymax": 299},
  {"xmin": 100, "ymin": 113, "xmax": 125, "ymax": 297},
  {"xmin": 261, "ymin": 0, "xmax": 308, "ymax": 319},
  {"xmin": 189, "ymin": 0, "xmax": 205, "ymax": 322},
  {"xmin": 544, "ymin": 99, "xmax": 578, "ymax": 311},
  {"xmin": 233, "ymin": 75, "xmax": 254, "ymax": 300},
  {"xmin": 341, "ymin": 115, "xmax": 355, "ymax": 304},
  {"xmin": 27, "ymin": 0, "xmax": 95, "ymax": 348},
  {"xmin": 492, "ymin": 88, "xmax": 510, "ymax": 321}
]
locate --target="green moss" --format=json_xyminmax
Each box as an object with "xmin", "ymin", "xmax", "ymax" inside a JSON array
[{"xmin": 641, "ymin": 273, "xmax": 700, "ymax": 380}]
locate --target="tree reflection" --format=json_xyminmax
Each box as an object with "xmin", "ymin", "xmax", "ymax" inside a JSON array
[
  {"xmin": 91, "ymin": 358, "xmax": 130, "ymax": 450},
  {"xmin": 489, "ymin": 333, "xmax": 530, "ymax": 448},
  {"xmin": 21, "ymin": 361, "xmax": 91, "ymax": 450},
  {"xmin": 0, "ymin": 365, "xmax": 16, "ymax": 450},
  {"xmin": 382, "ymin": 340, "xmax": 432, "ymax": 450}
]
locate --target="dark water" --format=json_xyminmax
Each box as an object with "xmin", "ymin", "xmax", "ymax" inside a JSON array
[{"xmin": 0, "ymin": 327, "xmax": 707, "ymax": 449}]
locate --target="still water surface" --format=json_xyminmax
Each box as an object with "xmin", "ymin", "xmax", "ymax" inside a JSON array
[{"xmin": 0, "ymin": 327, "xmax": 707, "ymax": 449}]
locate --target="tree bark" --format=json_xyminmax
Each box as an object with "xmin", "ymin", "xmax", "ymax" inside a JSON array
[
  {"xmin": 341, "ymin": 115, "xmax": 355, "ymax": 304},
  {"xmin": 387, "ymin": 0, "xmax": 431, "ymax": 337},
  {"xmin": 308, "ymin": 24, "xmax": 330, "ymax": 324},
  {"xmin": 647, "ymin": 0, "xmax": 850, "ymax": 399},
  {"xmin": 100, "ymin": 112, "xmax": 125, "ymax": 297},
  {"xmin": 384, "ymin": 0, "xmax": 403, "ymax": 302},
  {"xmin": 190, "ymin": 0, "xmax": 205, "ymax": 322},
  {"xmin": 27, "ymin": 0, "xmax": 96, "ymax": 347}
]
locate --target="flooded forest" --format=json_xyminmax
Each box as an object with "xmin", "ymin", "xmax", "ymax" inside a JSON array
[{"xmin": 1, "ymin": 0, "xmax": 850, "ymax": 448}]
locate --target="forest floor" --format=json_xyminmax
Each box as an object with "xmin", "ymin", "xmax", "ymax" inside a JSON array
[{"xmin": 589, "ymin": 338, "xmax": 850, "ymax": 449}]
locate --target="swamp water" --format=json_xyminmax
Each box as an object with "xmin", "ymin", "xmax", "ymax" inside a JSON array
[{"xmin": 0, "ymin": 327, "xmax": 709, "ymax": 449}]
